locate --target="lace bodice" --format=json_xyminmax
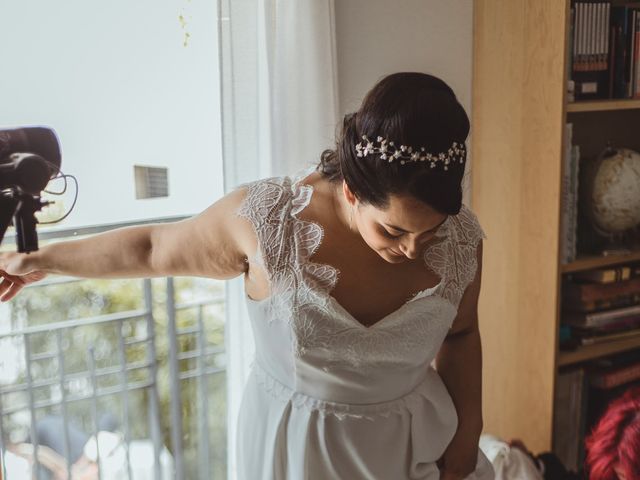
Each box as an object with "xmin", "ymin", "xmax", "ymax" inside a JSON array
[{"xmin": 236, "ymin": 167, "xmax": 486, "ymax": 371}]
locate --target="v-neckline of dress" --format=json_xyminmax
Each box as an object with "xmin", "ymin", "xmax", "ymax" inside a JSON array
[
  {"xmin": 246, "ymin": 282, "xmax": 446, "ymax": 331},
  {"xmin": 287, "ymin": 168, "xmax": 449, "ymax": 330},
  {"xmin": 323, "ymin": 281, "xmax": 445, "ymax": 330}
]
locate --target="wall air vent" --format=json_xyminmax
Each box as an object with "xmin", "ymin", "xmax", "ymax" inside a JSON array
[{"xmin": 134, "ymin": 166, "xmax": 169, "ymax": 199}]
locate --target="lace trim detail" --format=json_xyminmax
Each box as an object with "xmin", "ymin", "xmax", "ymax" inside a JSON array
[
  {"xmin": 236, "ymin": 170, "xmax": 339, "ymax": 356},
  {"xmin": 252, "ymin": 360, "xmax": 432, "ymax": 421},
  {"xmin": 423, "ymin": 204, "xmax": 486, "ymax": 309}
]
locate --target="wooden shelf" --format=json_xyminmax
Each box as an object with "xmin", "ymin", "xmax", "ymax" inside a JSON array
[
  {"xmin": 558, "ymin": 335, "xmax": 640, "ymax": 366},
  {"xmin": 562, "ymin": 250, "xmax": 640, "ymax": 273},
  {"xmin": 567, "ymin": 99, "xmax": 640, "ymax": 113}
]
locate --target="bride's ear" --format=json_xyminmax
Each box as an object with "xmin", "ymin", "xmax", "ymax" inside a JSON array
[{"xmin": 341, "ymin": 180, "xmax": 358, "ymax": 207}]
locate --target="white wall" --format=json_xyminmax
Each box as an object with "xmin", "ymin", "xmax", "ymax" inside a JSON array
[
  {"xmin": 334, "ymin": 0, "xmax": 474, "ymax": 196},
  {"xmin": 335, "ymin": 0, "xmax": 472, "ymax": 116}
]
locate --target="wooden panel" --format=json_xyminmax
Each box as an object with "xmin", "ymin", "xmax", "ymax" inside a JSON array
[{"xmin": 472, "ymin": 0, "xmax": 568, "ymax": 452}]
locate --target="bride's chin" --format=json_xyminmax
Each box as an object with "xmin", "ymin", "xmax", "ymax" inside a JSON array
[{"xmin": 382, "ymin": 251, "xmax": 406, "ymax": 263}]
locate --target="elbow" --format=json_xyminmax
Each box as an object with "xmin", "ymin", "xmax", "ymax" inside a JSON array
[{"xmin": 146, "ymin": 226, "xmax": 165, "ymax": 277}]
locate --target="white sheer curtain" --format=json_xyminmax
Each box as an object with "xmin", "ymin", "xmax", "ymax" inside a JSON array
[{"xmin": 217, "ymin": 0, "xmax": 338, "ymax": 478}]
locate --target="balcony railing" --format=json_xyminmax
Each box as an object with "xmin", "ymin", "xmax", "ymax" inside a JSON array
[{"xmin": 0, "ymin": 222, "xmax": 227, "ymax": 480}]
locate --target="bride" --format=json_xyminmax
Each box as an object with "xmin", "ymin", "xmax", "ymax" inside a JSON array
[{"xmin": 0, "ymin": 72, "xmax": 494, "ymax": 480}]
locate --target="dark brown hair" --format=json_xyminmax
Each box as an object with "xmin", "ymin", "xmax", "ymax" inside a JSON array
[{"xmin": 318, "ymin": 72, "xmax": 470, "ymax": 215}]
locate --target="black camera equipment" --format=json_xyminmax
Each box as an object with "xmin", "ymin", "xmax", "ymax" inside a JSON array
[{"xmin": 0, "ymin": 126, "xmax": 74, "ymax": 253}]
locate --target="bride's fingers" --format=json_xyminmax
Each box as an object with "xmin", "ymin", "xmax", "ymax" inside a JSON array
[
  {"xmin": 0, "ymin": 277, "xmax": 12, "ymax": 297},
  {"xmin": 0, "ymin": 270, "xmax": 19, "ymax": 282},
  {"xmin": 0, "ymin": 270, "xmax": 25, "ymax": 285},
  {"xmin": 0, "ymin": 282, "xmax": 22, "ymax": 302}
]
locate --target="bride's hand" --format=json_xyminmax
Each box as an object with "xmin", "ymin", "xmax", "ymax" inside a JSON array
[{"xmin": 0, "ymin": 251, "xmax": 48, "ymax": 302}]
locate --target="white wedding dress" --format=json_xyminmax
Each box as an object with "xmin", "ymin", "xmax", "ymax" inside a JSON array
[{"xmin": 234, "ymin": 168, "xmax": 495, "ymax": 480}]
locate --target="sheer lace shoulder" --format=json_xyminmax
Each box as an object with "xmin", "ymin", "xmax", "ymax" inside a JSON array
[
  {"xmin": 423, "ymin": 204, "xmax": 486, "ymax": 309},
  {"xmin": 235, "ymin": 171, "xmax": 338, "ymax": 344}
]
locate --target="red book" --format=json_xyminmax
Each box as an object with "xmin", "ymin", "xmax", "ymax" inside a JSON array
[
  {"xmin": 563, "ymin": 278, "xmax": 640, "ymax": 303},
  {"xmin": 590, "ymin": 361, "xmax": 640, "ymax": 389}
]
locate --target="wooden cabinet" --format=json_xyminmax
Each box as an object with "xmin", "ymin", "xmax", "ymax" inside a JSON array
[{"xmin": 472, "ymin": 0, "xmax": 640, "ymax": 453}]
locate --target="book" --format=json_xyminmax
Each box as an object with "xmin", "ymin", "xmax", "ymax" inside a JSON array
[
  {"xmin": 561, "ymin": 123, "xmax": 574, "ymax": 264},
  {"xmin": 629, "ymin": 9, "xmax": 637, "ymax": 97},
  {"xmin": 566, "ymin": 292, "xmax": 640, "ymax": 313},
  {"xmin": 560, "ymin": 123, "xmax": 581, "ymax": 264},
  {"xmin": 572, "ymin": 2, "xmax": 612, "ymax": 99},
  {"xmin": 609, "ymin": 13, "xmax": 618, "ymax": 98},
  {"xmin": 571, "ymin": 266, "xmax": 632, "ymax": 283},
  {"xmin": 553, "ymin": 368, "xmax": 587, "ymax": 471},
  {"xmin": 591, "ymin": 348, "xmax": 640, "ymax": 368},
  {"xmin": 590, "ymin": 360, "xmax": 640, "ymax": 388},
  {"xmin": 610, "ymin": 4, "xmax": 640, "ymax": 98},
  {"xmin": 569, "ymin": 2, "xmax": 640, "ymax": 100},
  {"xmin": 569, "ymin": 144, "xmax": 580, "ymax": 263},
  {"xmin": 571, "ymin": 314, "xmax": 640, "ymax": 333},
  {"xmin": 563, "ymin": 303, "xmax": 640, "ymax": 327},
  {"xmin": 574, "ymin": 326, "xmax": 640, "ymax": 346},
  {"xmin": 636, "ymin": 13, "xmax": 640, "ymax": 96},
  {"xmin": 563, "ymin": 277, "xmax": 640, "ymax": 312}
]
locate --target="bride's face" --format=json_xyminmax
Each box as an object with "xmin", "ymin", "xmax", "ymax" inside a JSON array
[{"xmin": 352, "ymin": 193, "xmax": 448, "ymax": 264}]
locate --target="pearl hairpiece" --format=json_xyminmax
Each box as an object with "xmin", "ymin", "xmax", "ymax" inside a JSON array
[{"xmin": 355, "ymin": 135, "xmax": 466, "ymax": 170}]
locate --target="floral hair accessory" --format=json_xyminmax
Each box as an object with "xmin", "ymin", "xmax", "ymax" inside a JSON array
[{"xmin": 355, "ymin": 135, "xmax": 466, "ymax": 171}]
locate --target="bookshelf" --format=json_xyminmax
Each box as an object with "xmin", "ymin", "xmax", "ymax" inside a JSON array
[
  {"xmin": 473, "ymin": 0, "xmax": 640, "ymax": 455},
  {"xmin": 558, "ymin": 335, "xmax": 640, "ymax": 366},
  {"xmin": 567, "ymin": 99, "xmax": 640, "ymax": 112},
  {"xmin": 562, "ymin": 250, "xmax": 640, "ymax": 273}
]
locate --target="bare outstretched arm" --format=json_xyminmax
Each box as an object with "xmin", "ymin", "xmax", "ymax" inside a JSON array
[{"xmin": 0, "ymin": 186, "xmax": 254, "ymax": 301}]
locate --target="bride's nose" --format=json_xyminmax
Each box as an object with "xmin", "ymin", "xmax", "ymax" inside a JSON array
[{"xmin": 399, "ymin": 238, "xmax": 419, "ymax": 259}]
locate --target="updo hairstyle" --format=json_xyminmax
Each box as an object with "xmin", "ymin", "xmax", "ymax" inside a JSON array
[{"xmin": 318, "ymin": 72, "xmax": 470, "ymax": 215}]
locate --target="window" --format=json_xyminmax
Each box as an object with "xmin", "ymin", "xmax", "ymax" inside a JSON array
[
  {"xmin": 0, "ymin": 3, "xmax": 227, "ymax": 478},
  {"xmin": 0, "ymin": 0, "xmax": 223, "ymax": 229}
]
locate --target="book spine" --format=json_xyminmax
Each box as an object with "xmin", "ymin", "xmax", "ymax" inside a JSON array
[
  {"xmin": 580, "ymin": 328, "xmax": 640, "ymax": 345},
  {"xmin": 597, "ymin": 3, "xmax": 603, "ymax": 70},
  {"xmin": 566, "ymin": 277, "xmax": 640, "ymax": 304},
  {"xmin": 569, "ymin": 144, "xmax": 579, "ymax": 261},
  {"xmin": 609, "ymin": 9, "xmax": 617, "ymax": 97},
  {"xmin": 611, "ymin": 6, "xmax": 629, "ymax": 98},
  {"xmin": 630, "ymin": 10, "xmax": 637, "ymax": 96},
  {"xmin": 591, "ymin": 362, "xmax": 640, "ymax": 389},
  {"xmin": 593, "ymin": 3, "xmax": 598, "ymax": 72},
  {"xmin": 605, "ymin": 3, "xmax": 611, "ymax": 71},
  {"xmin": 553, "ymin": 368, "xmax": 586, "ymax": 470},
  {"xmin": 586, "ymin": 304, "xmax": 640, "ymax": 327},
  {"xmin": 636, "ymin": 13, "xmax": 640, "ymax": 97},
  {"xmin": 600, "ymin": 3, "xmax": 608, "ymax": 70},
  {"xmin": 561, "ymin": 123, "xmax": 573, "ymax": 264},
  {"xmin": 576, "ymin": 294, "xmax": 640, "ymax": 312},
  {"xmin": 570, "ymin": 5, "xmax": 575, "ymax": 84},
  {"xmin": 578, "ymin": 2, "xmax": 584, "ymax": 72},
  {"xmin": 572, "ymin": 265, "xmax": 632, "ymax": 283}
]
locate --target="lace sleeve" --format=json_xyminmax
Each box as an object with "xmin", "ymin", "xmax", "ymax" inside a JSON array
[
  {"xmin": 234, "ymin": 174, "xmax": 337, "ymax": 345},
  {"xmin": 423, "ymin": 204, "xmax": 486, "ymax": 309},
  {"xmin": 452, "ymin": 204, "xmax": 486, "ymax": 286},
  {"xmin": 235, "ymin": 177, "xmax": 290, "ymax": 280}
]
